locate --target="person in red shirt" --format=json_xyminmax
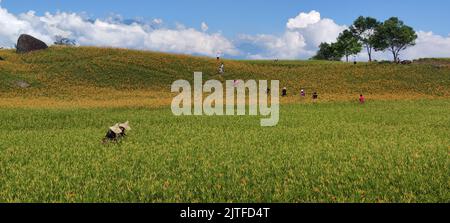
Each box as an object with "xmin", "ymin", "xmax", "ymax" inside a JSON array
[{"xmin": 359, "ymin": 94, "xmax": 365, "ymax": 104}]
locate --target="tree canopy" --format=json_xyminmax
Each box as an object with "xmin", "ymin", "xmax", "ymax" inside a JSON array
[
  {"xmin": 312, "ymin": 16, "xmax": 417, "ymax": 63},
  {"xmin": 335, "ymin": 29, "xmax": 362, "ymax": 62},
  {"xmin": 350, "ymin": 16, "xmax": 381, "ymax": 62},
  {"xmin": 373, "ymin": 17, "xmax": 418, "ymax": 63},
  {"xmin": 311, "ymin": 42, "xmax": 343, "ymax": 61}
]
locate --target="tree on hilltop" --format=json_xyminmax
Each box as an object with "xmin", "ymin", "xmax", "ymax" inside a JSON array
[
  {"xmin": 311, "ymin": 42, "xmax": 344, "ymax": 61},
  {"xmin": 372, "ymin": 17, "xmax": 417, "ymax": 63},
  {"xmin": 335, "ymin": 29, "xmax": 362, "ymax": 62},
  {"xmin": 350, "ymin": 16, "xmax": 381, "ymax": 62}
]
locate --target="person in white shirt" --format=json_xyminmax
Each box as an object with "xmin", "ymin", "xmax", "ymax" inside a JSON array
[{"xmin": 218, "ymin": 63, "xmax": 225, "ymax": 74}]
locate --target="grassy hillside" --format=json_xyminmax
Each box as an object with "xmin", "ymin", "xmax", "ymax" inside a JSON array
[
  {"xmin": 0, "ymin": 47, "xmax": 449, "ymax": 203},
  {"xmin": 0, "ymin": 46, "xmax": 449, "ymax": 108}
]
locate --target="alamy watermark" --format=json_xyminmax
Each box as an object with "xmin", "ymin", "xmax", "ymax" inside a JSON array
[{"xmin": 171, "ymin": 72, "xmax": 280, "ymax": 127}]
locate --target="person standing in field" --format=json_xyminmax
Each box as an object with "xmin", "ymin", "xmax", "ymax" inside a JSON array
[
  {"xmin": 300, "ymin": 89, "xmax": 305, "ymax": 97},
  {"xmin": 312, "ymin": 92, "xmax": 318, "ymax": 101},
  {"xmin": 359, "ymin": 94, "xmax": 365, "ymax": 104},
  {"xmin": 282, "ymin": 87, "xmax": 287, "ymax": 97},
  {"xmin": 218, "ymin": 63, "xmax": 225, "ymax": 74}
]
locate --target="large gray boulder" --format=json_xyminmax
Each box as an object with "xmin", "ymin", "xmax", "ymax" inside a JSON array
[{"xmin": 16, "ymin": 34, "xmax": 48, "ymax": 53}]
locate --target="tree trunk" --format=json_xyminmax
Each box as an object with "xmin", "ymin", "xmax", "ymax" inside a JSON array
[
  {"xmin": 365, "ymin": 45, "xmax": 372, "ymax": 62},
  {"xmin": 393, "ymin": 52, "xmax": 398, "ymax": 63},
  {"xmin": 346, "ymin": 55, "xmax": 349, "ymax": 63},
  {"xmin": 391, "ymin": 47, "xmax": 399, "ymax": 63}
]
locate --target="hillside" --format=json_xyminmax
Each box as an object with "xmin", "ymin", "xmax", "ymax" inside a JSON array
[
  {"xmin": 0, "ymin": 46, "xmax": 449, "ymax": 108},
  {"xmin": 1, "ymin": 47, "xmax": 449, "ymax": 203}
]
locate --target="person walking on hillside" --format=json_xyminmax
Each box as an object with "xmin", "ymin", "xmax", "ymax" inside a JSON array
[
  {"xmin": 312, "ymin": 92, "xmax": 318, "ymax": 101},
  {"xmin": 282, "ymin": 87, "xmax": 287, "ymax": 97},
  {"xmin": 218, "ymin": 63, "xmax": 225, "ymax": 74},
  {"xmin": 300, "ymin": 89, "xmax": 305, "ymax": 97}
]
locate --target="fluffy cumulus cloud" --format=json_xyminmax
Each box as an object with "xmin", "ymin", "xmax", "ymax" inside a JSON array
[
  {"xmin": 238, "ymin": 32, "xmax": 309, "ymax": 59},
  {"xmin": 402, "ymin": 31, "xmax": 450, "ymax": 59},
  {"xmin": 239, "ymin": 10, "xmax": 346, "ymax": 59},
  {"xmin": 0, "ymin": 6, "xmax": 238, "ymax": 57},
  {"xmin": 286, "ymin": 10, "xmax": 321, "ymax": 29},
  {"xmin": 288, "ymin": 17, "xmax": 347, "ymax": 50}
]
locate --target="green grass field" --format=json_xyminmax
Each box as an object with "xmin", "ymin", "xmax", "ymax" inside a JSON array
[
  {"xmin": 1, "ymin": 100, "xmax": 448, "ymax": 202},
  {"xmin": 0, "ymin": 47, "xmax": 449, "ymax": 203}
]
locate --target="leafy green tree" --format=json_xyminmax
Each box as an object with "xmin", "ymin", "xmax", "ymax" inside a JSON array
[
  {"xmin": 336, "ymin": 29, "xmax": 362, "ymax": 62},
  {"xmin": 373, "ymin": 17, "xmax": 417, "ymax": 63},
  {"xmin": 350, "ymin": 16, "xmax": 381, "ymax": 62},
  {"xmin": 311, "ymin": 42, "xmax": 343, "ymax": 61}
]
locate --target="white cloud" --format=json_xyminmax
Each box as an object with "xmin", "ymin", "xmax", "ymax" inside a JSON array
[
  {"xmin": 297, "ymin": 18, "xmax": 347, "ymax": 49},
  {"xmin": 201, "ymin": 22, "xmax": 208, "ymax": 32},
  {"xmin": 239, "ymin": 10, "xmax": 346, "ymax": 59},
  {"xmin": 152, "ymin": 18, "xmax": 163, "ymax": 25},
  {"xmin": 286, "ymin": 10, "xmax": 321, "ymax": 29},
  {"xmin": 150, "ymin": 18, "xmax": 163, "ymax": 29},
  {"xmin": 0, "ymin": 6, "xmax": 238, "ymax": 57},
  {"xmin": 403, "ymin": 31, "xmax": 450, "ymax": 59},
  {"xmin": 239, "ymin": 31, "xmax": 310, "ymax": 59},
  {"xmin": 144, "ymin": 29, "xmax": 236, "ymax": 56}
]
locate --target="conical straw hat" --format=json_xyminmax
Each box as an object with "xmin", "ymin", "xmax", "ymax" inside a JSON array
[
  {"xmin": 109, "ymin": 124, "xmax": 122, "ymax": 134},
  {"xmin": 119, "ymin": 121, "xmax": 131, "ymax": 131}
]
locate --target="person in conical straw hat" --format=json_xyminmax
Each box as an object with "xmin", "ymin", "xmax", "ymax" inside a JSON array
[
  {"xmin": 103, "ymin": 122, "xmax": 132, "ymax": 143},
  {"xmin": 103, "ymin": 123, "xmax": 122, "ymax": 143},
  {"xmin": 118, "ymin": 121, "xmax": 131, "ymax": 137},
  {"xmin": 119, "ymin": 121, "xmax": 131, "ymax": 131},
  {"xmin": 110, "ymin": 124, "xmax": 122, "ymax": 134}
]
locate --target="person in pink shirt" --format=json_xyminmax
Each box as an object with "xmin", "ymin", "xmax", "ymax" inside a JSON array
[{"xmin": 359, "ymin": 94, "xmax": 365, "ymax": 104}]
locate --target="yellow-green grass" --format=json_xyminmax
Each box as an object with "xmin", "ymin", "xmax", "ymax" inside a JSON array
[
  {"xmin": 0, "ymin": 47, "xmax": 449, "ymax": 203},
  {"xmin": 0, "ymin": 46, "xmax": 449, "ymax": 108},
  {"xmin": 0, "ymin": 100, "xmax": 448, "ymax": 202}
]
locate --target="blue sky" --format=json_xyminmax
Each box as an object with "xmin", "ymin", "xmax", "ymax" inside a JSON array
[
  {"xmin": 2, "ymin": 0, "xmax": 449, "ymax": 36},
  {"xmin": 1, "ymin": 0, "xmax": 449, "ymax": 60}
]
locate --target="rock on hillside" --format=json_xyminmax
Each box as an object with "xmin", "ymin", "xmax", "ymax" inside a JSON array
[{"xmin": 16, "ymin": 34, "xmax": 48, "ymax": 53}]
